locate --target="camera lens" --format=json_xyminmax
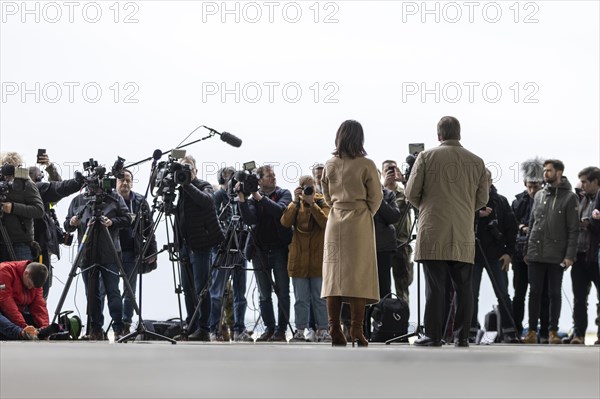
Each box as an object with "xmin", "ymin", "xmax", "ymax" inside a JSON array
[{"xmin": 303, "ymin": 186, "xmax": 314, "ymax": 196}]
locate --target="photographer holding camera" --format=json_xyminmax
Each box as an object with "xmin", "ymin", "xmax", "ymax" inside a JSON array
[
  {"xmin": 65, "ymin": 180, "xmax": 132, "ymax": 340},
  {"xmin": 29, "ymin": 152, "xmax": 85, "ymax": 299},
  {"xmin": 0, "ymin": 152, "xmax": 44, "ymax": 262},
  {"xmin": 175, "ymin": 155, "xmax": 224, "ymax": 341},
  {"xmin": 471, "ymin": 171, "xmax": 519, "ymax": 343},
  {"xmin": 237, "ymin": 165, "xmax": 292, "ymax": 342},
  {"xmin": 281, "ymin": 175, "xmax": 330, "ymax": 342}
]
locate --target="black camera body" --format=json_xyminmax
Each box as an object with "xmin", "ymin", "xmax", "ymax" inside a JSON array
[
  {"xmin": 303, "ymin": 185, "xmax": 314, "ymax": 196},
  {"xmin": 486, "ymin": 219, "xmax": 504, "ymax": 242},
  {"xmin": 81, "ymin": 158, "xmax": 117, "ymax": 197},
  {"xmin": 227, "ymin": 161, "xmax": 258, "ymax": 197}
]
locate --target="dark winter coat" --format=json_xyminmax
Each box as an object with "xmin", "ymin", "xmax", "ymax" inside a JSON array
[
  {"xmin": 176, "ymin": 179, "xmax": 224, "ymax": 251},
  {"xmin": 475, "ymin": 185, "xmax": 518, "ymax": 262},
  {"xmin": 527, "ymin": 177, "xmax": 580, "ymax": 263},
  {"xmin": 35, "ymin": 178, "xmax": 83, "ymax": 256},
  {"xmin": 512, "ymin": 190, "xmax": 534, "ymax": 259},
  {"xmin": 239, "ymin": 187, "xmax": 293, "ymax": 251},
  {"xmin": 1, "ymin": 178, "xmax": 44, "ymax": 244},
  {"xmin": 64, "ymin": 191, "xmax": 132, "ymax": 264},
  {"xmin": 119, "ymin": 191, "xmax": 158, "ymax": 273},
  {"xmin": 374, "ymin": 187, "xmax": 401, "ymax": 252}
]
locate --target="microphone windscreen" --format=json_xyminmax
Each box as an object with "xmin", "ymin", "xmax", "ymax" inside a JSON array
[{"xmin": 220, "ymin": 132, "xmax": 242, "ymax": 148}]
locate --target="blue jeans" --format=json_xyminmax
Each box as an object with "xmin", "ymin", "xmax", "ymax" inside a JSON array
[
  {"xmin": 292, "ymin": 277, "xmax": 328, "ymax": 330},
  {"xmin": 82, "ymin": 262, "xmax": 124, "ymax": 333},
  {"xmin": 471, "ymin": 257, "xmax": 515, "ymax": 333},
  {"xmin": 253, "ymin": 247, "xmax": 290, "ymax": 333},
  {"xmin": 0, "ymin": 242, "xmax": 34, "ymax": 262},
  {"xmin": 180, "ymin": 246, "xmax": 212, "ymax": 332},
  {"xmin": 208, "ymin": 261, "xmax": 248, "ymax": 334},
  {"xmin": 0, "ymin": 312, "xmax": 22, "ymax": 339},
  {"xmin": 121, "ymin": 250, "xmax": 138, "ymax": 324}
]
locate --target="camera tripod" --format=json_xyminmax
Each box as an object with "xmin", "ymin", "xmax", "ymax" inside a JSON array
[
  {"xmin": 0, "ymin": 214, "xmax": 17, "ymax": 261},
  {"xmin": 52, "ymin": 195, "xmax": 141, "ymax": 340},
  {"xmin": 386, "ymin": 202, "xmax": 423, "ymax": 344},
  {"xmin": 180, "ymin": 197, "xmax": 253, "ymax": 340}
]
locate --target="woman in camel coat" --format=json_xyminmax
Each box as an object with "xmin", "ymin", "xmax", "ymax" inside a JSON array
[{"xmin": 321, "ymin": 120, "xmax": 383, "ymax": 347}]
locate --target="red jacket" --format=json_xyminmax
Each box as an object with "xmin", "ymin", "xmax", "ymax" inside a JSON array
[{"xmin": 0, "ymin": 260, "xmax": 49, "ymax": 328}]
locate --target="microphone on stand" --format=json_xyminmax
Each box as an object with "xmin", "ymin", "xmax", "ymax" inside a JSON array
[{"xmin": 202, "ymin": 126, "xmax": 243, "ymax": 148}]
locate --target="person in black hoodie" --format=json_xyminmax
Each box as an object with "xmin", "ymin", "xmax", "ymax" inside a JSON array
[
  {"xmin": 176, "ymin": 155, "xmax": 224, "ymax": 341},
  {"xmin": 523, "ymin": 159, "xmax": 579, "ymax": 344},
  {"xmin": 471, "ymin": 173, "xmax": 519, "ymax": 343},
  {"xmin": 238, "ymin": 164, "xmax": 292, "ymax": 342}
]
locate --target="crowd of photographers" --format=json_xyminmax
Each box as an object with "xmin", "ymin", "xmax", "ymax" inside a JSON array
[{"xmin": 0, "ymin": 148, "xmax": 599, "ymax": 346}]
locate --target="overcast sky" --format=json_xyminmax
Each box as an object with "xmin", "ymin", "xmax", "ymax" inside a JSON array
[{"xmin": 1, "ymin": 1, "xmax": 598, "ymax": 335}]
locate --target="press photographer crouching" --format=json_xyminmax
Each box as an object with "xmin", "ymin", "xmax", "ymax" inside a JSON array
[
  {"xmin": 0, "ymin": 152, "xmax": 44, "ymax": 262},
  {"xmin": 237, "ymin": 164, "xmax": 292, "ymax": 342},
  {"xmin": 29, "ymin": 152, "xmax": 85, "ymax": 299},
  {"xmin": 176, "ymin": 155, "xmax": 224, "ymax": 341},
  {"xmin": 0, "ymin": 260, "xmax": 56, "ymax": 340},
  {"xmin": 64, "ymin": 164, "xmax": 132, "ymax": 341}
]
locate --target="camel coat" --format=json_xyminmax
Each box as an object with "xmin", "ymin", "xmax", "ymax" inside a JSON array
[
  {"xmin": 321, "ymin": 156, "xmax": 383, "ymax": 304},
  {"xmin": 405, "ymin": 140, "xmax": 489, "ymax": 264}
]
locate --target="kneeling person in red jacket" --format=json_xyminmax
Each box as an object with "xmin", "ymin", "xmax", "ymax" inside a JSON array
[{"xmin": 0, "ymin": 261, "xmax": 51, "ymax": 340}]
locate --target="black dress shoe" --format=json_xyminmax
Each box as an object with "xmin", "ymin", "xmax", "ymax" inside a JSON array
[
  {"xmin": 454, "ymin": 339, "xmax": 469, "ymax": 347},
  {"xmin": 414, "ymin": 336, "xmax": 442, "ymax": 347}
]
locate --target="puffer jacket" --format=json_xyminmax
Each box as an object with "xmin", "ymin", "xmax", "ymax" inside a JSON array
[
  {"xmin": 527, "ymin": 177, "xmax": 580, "ymax": 263},
  {"xmin": 374, "ymin": 187, "xmax": 401, "ymax": 252},
  {"xmin": 280, "ymin": 193, "xmax": 329, "ymax": 278},
  {"xmin": 1, "ymin": 177, "xmax": 44, "ymax": 244}
]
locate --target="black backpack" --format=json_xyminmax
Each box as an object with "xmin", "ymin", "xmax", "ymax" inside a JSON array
[{"xmin": 366, "ymin": 293, "xmax": 409, "ymax": 342}]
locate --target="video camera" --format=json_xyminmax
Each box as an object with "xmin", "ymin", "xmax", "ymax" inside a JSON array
[
  {"xmin": 0, "ymin": 164, "xmax": 15, "ymax": 202},
  {"xmin": 151, "ymin": 149, "xmax": 192, "ymax": 199},
  {"xmin": 404, "ymin": 143, "xmax": 425, "ymax": 182},
  {"xmin": 80, "ymin": 157, "xmax": 125, "ymax": 196},
  {"xmin": 228, "ymin": 161, "xmax": 259, "ymax": 197}
]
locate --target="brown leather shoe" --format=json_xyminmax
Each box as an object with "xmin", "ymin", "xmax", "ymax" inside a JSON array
[
  {"xmin": 548, "ymin": 330, "xmax": 562, "ymax": 344},
  {"xmin": 522, "ymin": 330, "xmax": 537, "ymax": 344}
]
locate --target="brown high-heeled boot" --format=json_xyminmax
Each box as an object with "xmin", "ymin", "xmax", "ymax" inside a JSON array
[
  {"xmin": 327, "ymin": 296, "xmax": 347, "ymax": 347},
  {"xmin": 349, "ymin": 297, "xmax": 368, "ymax": 347}
]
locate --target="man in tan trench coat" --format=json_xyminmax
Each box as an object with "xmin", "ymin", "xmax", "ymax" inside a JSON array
[{"xmin": 405, "ymin": 116, "xmax": 489, "ymax": 347}]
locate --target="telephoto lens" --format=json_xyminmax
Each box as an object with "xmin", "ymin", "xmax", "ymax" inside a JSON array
[{"xmin": 303, "ymin": 186, "xmax": 314, "ymax": 196}]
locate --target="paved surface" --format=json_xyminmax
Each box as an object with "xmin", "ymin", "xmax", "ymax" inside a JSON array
[{"xmin": 1, "ymin": 341, "xmax": 599, "ymax": 398}]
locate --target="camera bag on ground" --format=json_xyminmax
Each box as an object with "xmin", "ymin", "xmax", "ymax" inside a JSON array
[
  {"xmin": 477, "ymin": 305, "xmax": 502, "ymax": 344},
  {"xmin": 366, "ymin": 292, "xmax": 409, "ymax": 342},
  {"xmin": 136, "ymin": 318, "xmax": 182, "ymax": 340}
]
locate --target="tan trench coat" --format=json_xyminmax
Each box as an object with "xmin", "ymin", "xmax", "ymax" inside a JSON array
[
  {"xmin": 321, "ymin": 156, "xmax": 383, "ymax": 304},
  {"xmin": 405, "ymin": 140, "xmax": 489, "ymax": 264}
]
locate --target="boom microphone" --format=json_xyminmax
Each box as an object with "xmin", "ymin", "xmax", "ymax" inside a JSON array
[
  {"xmin": 152, "ymin": 149, "xmax": 163, "ymax": 161},
  {"xmin": 219, "ymin": 132, "xmax": 242, "ymax": 148}
]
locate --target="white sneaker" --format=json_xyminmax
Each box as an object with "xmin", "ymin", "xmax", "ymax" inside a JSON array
[
  {"xmin": 317, "ymin": 329, "xmax": 332, "ymax": 343},
  {"xmin": 209, "ymin": 332, "xmax": 222, "ymax": 342},
  {"xmin": 290, "ymin": 330, "xmax": 306, "ymax": 342},
  {"xmin": 234, "ymin": 330, "xmax": 254, "ymax": 342},
  {"xmin": 305, "ymin": 328, "xmax": 317, "ymax": 342}
]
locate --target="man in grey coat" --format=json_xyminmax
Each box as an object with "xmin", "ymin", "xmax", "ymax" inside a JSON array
[
  {"xmin": 405, "ymin": 116, "xmax": 489, "ymax": 347},
  {"xmin": 523, "ymin": 159, "xmax": 579, "ymax": 344}
]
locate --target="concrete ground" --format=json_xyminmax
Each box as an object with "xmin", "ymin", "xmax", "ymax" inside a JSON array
[{"xmin": 1, "ymin": 340, "xmax": 599, "ymax": 399}]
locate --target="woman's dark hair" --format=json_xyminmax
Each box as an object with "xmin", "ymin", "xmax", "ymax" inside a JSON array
[{"xmin": 332, "ymin": 120, "xmax": 367, "ymax": 158}]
